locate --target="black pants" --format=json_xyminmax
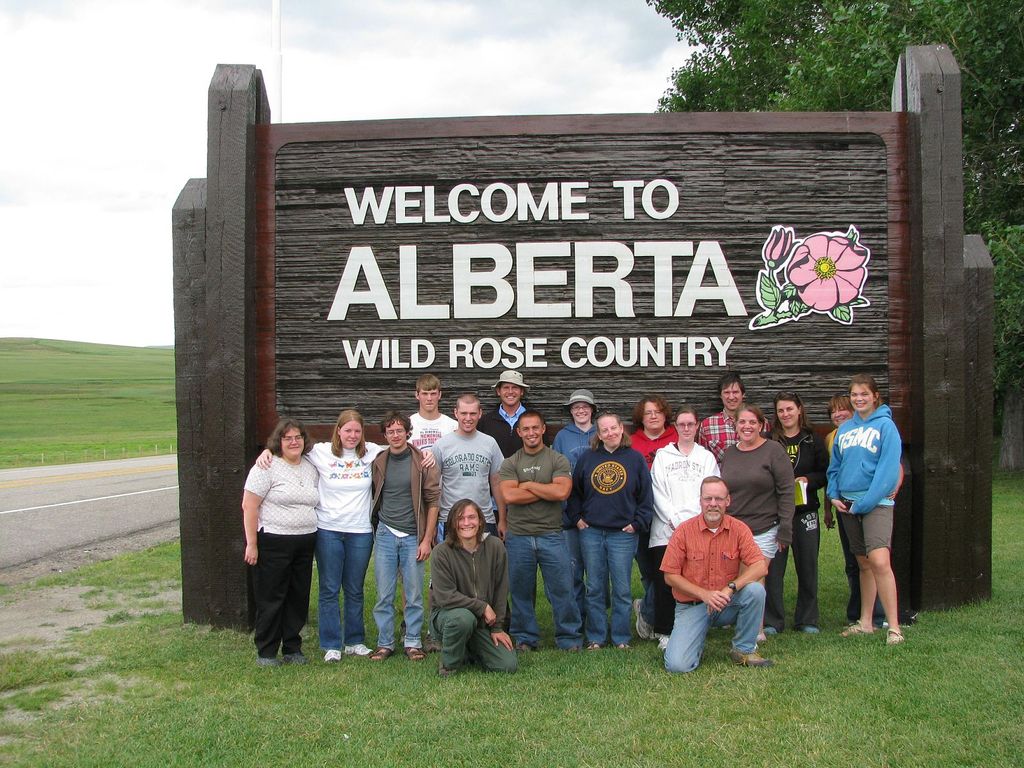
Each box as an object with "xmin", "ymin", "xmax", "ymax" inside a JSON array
[
  {"xmin": 252, "ymin": 530, "xmax": 317, "ymax": 658},
  {"xmin": 649, "ymin": 545, "xmax": 676, "ymax": 636},
  {"xmin": 635, "ymin": 530, "xmax": 657, "ymax": 609},
  {"xmin": 764, "ymin": 509, "xmax": 820, "ymax": 631}
]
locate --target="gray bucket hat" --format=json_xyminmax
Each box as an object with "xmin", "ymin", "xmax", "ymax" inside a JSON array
[
  {"xmin": 493, "ymin": 370, "xmax": 530, "ymax": 390},
  {"xmin": 564, "ymin": 388, "xmax": 596, "ymax": 407}
]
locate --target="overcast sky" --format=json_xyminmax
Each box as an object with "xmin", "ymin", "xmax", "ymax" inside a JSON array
[{"xmin": 0, "ymin": 0, "xmax": 686, "ymax": 347}]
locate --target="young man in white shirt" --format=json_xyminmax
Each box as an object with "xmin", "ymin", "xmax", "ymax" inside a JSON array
[{"xmin": 409, "ymin": 373, "xmax": 458, "ymax": 451}]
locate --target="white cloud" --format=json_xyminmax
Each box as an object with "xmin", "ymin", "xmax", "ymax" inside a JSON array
[{"xmin": 0, "ymin": 0, "xmax": 687, "ymax": 346}]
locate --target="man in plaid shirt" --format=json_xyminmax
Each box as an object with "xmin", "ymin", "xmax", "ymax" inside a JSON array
[{"xmin": 697, "ymin": 372, "xmax": 747, "ymax": 463}]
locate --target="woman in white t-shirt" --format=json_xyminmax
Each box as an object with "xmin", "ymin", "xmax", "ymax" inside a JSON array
[
  {"xmin": 306, "ymin": 409, "xmax": 386, "ymax": 660},
  {"xmin": 243, "ymin": 418, "xmax": 319, "ymax": 666}
]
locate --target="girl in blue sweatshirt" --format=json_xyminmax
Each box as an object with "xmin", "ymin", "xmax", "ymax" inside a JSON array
[
  {"xmin": 826, "ymin": 374, "xmax": 904, "ymax": 645},
  {"xmin": 568, "ymin": 412, "xmax": 653, "ymax": 649}
]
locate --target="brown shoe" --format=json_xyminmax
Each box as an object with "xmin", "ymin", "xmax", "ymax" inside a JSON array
[
  {"xmin": 423, "ymin": 637, "xmax": 441, "ymax": 654},
  {"xmin": 729, "ymin": 649, "xmax": 774, "ymax": 668}
]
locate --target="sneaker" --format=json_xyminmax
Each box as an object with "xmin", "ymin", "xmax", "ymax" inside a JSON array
[
  {"xmin": 656, "ymin": 634, "xmax": 670, "ymax": 651},
  {"xmin": 799, "ymin": 625, "xmax": 820, "ymax": 635},
  {"xmin": 633, "ymin": 598, "xmax": 654, "ymax": 640},
  {"xmin": 344, "ymin": 643, "xmax": 372, "ymax": 657},
  {"xmin": 282, "ymin": 652, "xmax": 307, "ymax": 665},
  {"xmin": 323, "ymin": 649, "xmax": 342, "ymax": 663},
  {"xmin": 256, "ymin": 656, "xmax": 282, "ymax": 667},
  {"xmin": 729, "ymin": 649, "xmax": 774, "ymax": 668},
  {"xmin": 762, "ymin": 626, "xmax": 778, "ymax": 636}
]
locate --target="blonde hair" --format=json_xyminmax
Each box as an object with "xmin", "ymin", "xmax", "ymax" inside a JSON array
[{"xmin": 330, "ymin": 409, "xmax": 366, "ymax": 458}]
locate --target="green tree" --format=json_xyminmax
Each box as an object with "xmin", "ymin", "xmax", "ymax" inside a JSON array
[
  {"xmin": 986, "ymin": 224, "xmax": 1024, "ymax": 469},
  {"xmin": 650, "ymin": 0, "xmax": 1023, "ymax": 465}
]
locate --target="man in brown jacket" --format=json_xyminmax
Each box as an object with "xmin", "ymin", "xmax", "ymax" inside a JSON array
[{"xmin": 369, "ymin": 411, "xmax": 440, "ymax": 661}]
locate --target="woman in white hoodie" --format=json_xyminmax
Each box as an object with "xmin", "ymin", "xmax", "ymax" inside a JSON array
[{"xmin": 649, "ymin": 406, "xmax": 720, "ymax": 647}]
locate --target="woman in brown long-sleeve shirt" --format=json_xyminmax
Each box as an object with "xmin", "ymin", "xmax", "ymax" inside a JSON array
[{"xmin": 720, "ymin": 404, "xmax": 795, "ymax": 641}]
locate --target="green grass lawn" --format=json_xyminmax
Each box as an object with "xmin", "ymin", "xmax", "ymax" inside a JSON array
[
  {"xmin": 1, "ymin": 472, "xmax": 1022, "ymax": 767},
  {"xmin": 0, "ymin": 338, "xmax": 176, "ymax": 467}
]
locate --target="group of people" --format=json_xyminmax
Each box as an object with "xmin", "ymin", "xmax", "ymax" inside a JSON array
[{"xmin": 242, "ymin": 369, "xmax": 906, "ymax": 675}]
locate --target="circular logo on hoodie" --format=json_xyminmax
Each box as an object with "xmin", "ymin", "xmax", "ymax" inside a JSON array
[{"xmin": 591, "ymin": 461, "xmax": 626, "ymax": 495}]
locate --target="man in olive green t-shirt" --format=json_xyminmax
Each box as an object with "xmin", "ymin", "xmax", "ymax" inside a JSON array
[{"xmin": 498, "ymin": 411, "xmax": 582, "ymax": 651}]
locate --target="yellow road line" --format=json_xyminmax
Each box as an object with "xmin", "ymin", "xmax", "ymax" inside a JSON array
[{"xmin": 0, "ymin": 463, "xmax": 178, "ymax": 490}]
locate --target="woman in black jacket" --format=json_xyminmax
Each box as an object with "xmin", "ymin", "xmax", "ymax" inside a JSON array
[{"xmin": 764, "ymin": 392, "xmax": 829, "ymax": 634}]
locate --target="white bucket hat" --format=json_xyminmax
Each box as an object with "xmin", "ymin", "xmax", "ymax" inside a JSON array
[{"xmin": 492, "ymin": 370, "xmax": 530, "ymax": 390}]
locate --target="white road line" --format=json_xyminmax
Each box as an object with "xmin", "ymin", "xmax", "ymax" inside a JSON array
[{"xmin": 0, "ymin": 486, "xmax": 179, "ymax": 515}]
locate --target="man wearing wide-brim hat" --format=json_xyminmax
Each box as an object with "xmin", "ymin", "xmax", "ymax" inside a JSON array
[{"xmin": 479, "ymin": 370, "xmax": 548, "ymax": 458}]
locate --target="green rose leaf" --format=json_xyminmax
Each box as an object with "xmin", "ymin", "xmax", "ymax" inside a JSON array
[
  {"xmin": 830, "ymin": 304, "xmax": 853, "ymax": 324},
  {"xmin": 751, "ymin": 312, "xmax": 779, "ymax": 328},
  {"xmin": 758, "ymin": 271, "xmax": 782, "ymax": 310}
]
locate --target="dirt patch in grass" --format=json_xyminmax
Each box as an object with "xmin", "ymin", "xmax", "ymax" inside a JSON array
[{"xmin": 0, "ymin": 585, "xmax": 181, "ymax": 651}]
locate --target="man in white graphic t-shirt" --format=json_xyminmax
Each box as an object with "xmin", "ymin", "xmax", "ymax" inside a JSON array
[{"xmin": 409, "ymin": 373, "xmax": 458, "ymax": 451}]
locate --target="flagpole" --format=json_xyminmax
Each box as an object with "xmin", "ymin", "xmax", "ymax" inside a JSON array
[{"xmin": 272, "ymin": 0, "xmax": 283, "ymax": 121}]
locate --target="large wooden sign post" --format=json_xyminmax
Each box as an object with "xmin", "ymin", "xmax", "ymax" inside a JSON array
[{"xmin": 173, "ymin": 46, "xmax": 992, "ymax": 629}]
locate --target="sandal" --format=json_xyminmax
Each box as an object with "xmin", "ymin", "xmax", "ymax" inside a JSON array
[
  {"xmin": 886, "ymin": 628, "xmax": 905, "ymax": 646},
  {"xmin": 585, "ymin": 642, "xmax": 603, "ymax": 651},
  {"xmin": 369, "ymin": 647, "xmax": 394, "ymax": 661},
  {"xmin": 840, "ymin": 624, "xmax": 875, "ymax": 637},
  {"xmin": 404, "ymin": 647, "xmax": 426, "ymax": 661}
]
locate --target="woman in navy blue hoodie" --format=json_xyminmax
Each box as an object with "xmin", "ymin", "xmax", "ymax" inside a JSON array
[
  {"xmin": 567, "ymin": 412, "xmax": 654, "ymax": 649},
  {"xmin": 826, "ymin": 375, "xmax": 904, "ymax": 645}
]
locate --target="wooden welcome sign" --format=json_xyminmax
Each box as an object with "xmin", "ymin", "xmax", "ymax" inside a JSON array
[
  {"xmin": 173, "ymin": 45, "xmax": 991, "ymax": 629},
  {"xmin": 256, "ymin": 114, "xmax": 908, "ymax": 437}
]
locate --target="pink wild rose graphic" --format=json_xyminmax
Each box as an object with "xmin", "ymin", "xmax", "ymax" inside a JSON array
[{"xmin": 749, "ymin": 224, "xmax": 871, "ymax": 330}]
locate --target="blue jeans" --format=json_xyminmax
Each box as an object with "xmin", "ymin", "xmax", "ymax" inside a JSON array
[
  {"xmin": 315, "ymin": 529, "xmax": 373, "ymax": 650},
  {"xmin": 664, "ymin": 582, "xmax": 766, "ymax": 673},
  {"xmin": 578, "ymin": 527, "xmax": 637, "ymax": 646},
  {"xmin": 506, "ymin": 532, "xmax": 582, "ymax": 649},
  {"xmin": 372, "ymin": 525, "xmax": 425, "ymax": 650},
  {"xmin": 562, "ymin": 528, "xmax": 587, "ymax": 623}
]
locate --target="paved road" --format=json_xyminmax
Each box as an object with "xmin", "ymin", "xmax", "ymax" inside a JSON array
[{"xmin": 0, "ymin": 456, "xmax": 179, "ymax": 581}]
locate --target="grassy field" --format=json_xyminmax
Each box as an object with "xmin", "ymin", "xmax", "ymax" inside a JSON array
[
  {"xmin": 1, "ymin": 472, "xmax": 1021, "ymax": 766},
  {"xmin": 0, "ymin": 338, "xmax": 176, "ymax": 467}
]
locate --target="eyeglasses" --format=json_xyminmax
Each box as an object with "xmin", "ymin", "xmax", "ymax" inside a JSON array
[
  {"xmin": 384, "ymin": 428, "xmax": 407, "ymax": 437},
  {"xmin": 675, "ymin": 422, "xmax": 697, "ymax": 429},
  {"xmin": 282, "ymin": 435, "xmax": 304, "ymax": 443}
]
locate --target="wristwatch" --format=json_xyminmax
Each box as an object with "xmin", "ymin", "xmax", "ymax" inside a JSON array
[{"xmin": 728, "ymin": 581, "xmax": 737, "ymax": 593}]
